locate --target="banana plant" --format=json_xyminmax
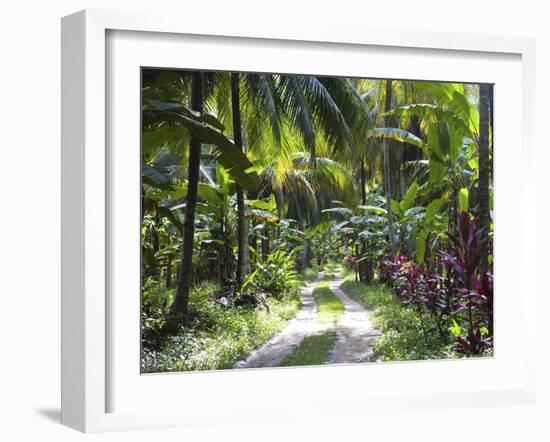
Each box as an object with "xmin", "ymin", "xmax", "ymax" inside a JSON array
[
  {"xmin": 323, "ymin": 195, "xmax": 388, "ymax": 281},
  {"xmin": 143, "ymin": 99, "xmax": 260, "ymax": 191},
  {"xmin": 371, "ymin": 85, "xmax": 479, "ymax": 241}
]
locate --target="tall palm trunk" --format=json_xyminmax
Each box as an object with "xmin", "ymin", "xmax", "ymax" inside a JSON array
[
  {"xmin": 383, "ymin": 79, "xmax": 397, "ymax": 253},
  {"xmin": 247, "ymin": 190, "xmax": 258, "ymax": 267},
  {"xmin": 359, "ymin": 156, "xmax": 372, "ymax": 282},
  {"xmin": 478, "ymin": 83, "xmax": 492, "ymax": 271},
  {"xmin": 231, "ymin": 73, "xmax": 247, "ymax": 290},
  {"xmin": 360, "ymin": 158, "xmax": 366, "ymax": 204},
  {"xmin": 170, "ymin": 72, "xmax": 203, "ymax": 316}
]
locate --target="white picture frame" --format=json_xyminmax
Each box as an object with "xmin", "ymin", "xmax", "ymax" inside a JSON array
[{"xmin": 61, "ymin": 9, "xmax": 537, "ymax": 433}]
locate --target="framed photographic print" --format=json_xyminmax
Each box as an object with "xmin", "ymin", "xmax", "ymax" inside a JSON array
[{"xmin": 61, "ymin": 9, "xmax": 537, "ymax": 433}]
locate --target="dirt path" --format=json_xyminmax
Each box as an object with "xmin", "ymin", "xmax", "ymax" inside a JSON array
[
  {"xmin": 235, "ymin": 275, "xmax": 331, "ymax": 369},
  {"xmin": 235, "ymin": 271, "xmax": 381, "ymax": 368},
  {"xmin": 328, "ymin": 273, "xmax": 382, "ymax": 364}
]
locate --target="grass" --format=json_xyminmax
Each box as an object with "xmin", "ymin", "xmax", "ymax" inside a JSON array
[
  {"xmin": 278, "ymin": 331, "xmax": 337, "ymax": 366},
  {"xmin": 141, "ymin": 281, "xmax": 302, "ymax": 373},
  {"xmin": 339, "ymin": 276, "xmax": 454, "ymax": 362},
  {"xmin": 312, "ymin": 282, "xmax": 344, "ymax": 324},
  {"xmin": 277, "ymin": 276, "xmax": 344, "ymax": 367},
  {"xmin": 322, "ymin": 272, "xmax": 335, "ymax": 281}
]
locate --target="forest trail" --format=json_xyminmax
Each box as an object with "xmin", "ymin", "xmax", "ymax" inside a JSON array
[
  {"xmin": 235, "ymin": 275, "xmax": 331, "ymax": 368},
  {"xmin": 235, "ymin": 271, "xmax": 381, "ymax": 368},
  {"xmin": 328, "ymin": 273, "xmax": 382, "ymax": 364}
]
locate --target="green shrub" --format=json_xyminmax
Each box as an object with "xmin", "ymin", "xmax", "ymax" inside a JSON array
[
  {"xmin": 242, "ymin": 250, "xmax": 299, "ymax": 298},
  {"xmin": 142, "ymin": 280, "xmax": 302, "ymax": 373}
]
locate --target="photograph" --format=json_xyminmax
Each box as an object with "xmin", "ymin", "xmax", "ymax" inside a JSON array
[{"xmin": 140, "ymin": 69, "xmax": 494, "ymax": 373}]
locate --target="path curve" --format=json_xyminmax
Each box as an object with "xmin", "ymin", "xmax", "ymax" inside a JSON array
[
  {"xmin": 235, "ymin": 275, "xmax": 331, "ymax": 368},
  {"xmin": 328, "ymin": 273, "xmax": 382, "ymax": 364}
]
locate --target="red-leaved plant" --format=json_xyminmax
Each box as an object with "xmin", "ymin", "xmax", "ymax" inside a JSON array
[{"xmin": 378, "ymin": 212, "xmax": 493, "ymax": 356}]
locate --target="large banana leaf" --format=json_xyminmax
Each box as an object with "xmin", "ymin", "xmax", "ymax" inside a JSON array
[
  {"xmin": 428, "ymin": 159, "xmax": 444, "ymax": 184},
  {"xmin": 411, "ymin": 82, "xmax": 479, "ymax": 134},
  {"xmin": 247, "ymin": 208, "xmax": 279, "ymax": 224},
  {"xmin": 148, "ymin": 180, "xmax": 227, "ymax": 214},
  {"xmin": 428, "ymin": 122, "xmax": 451, "ymax": 159},
  {"xmin": 142, "ymin": 163, "xmax": 172, "ymax": 189},
  {"xmin": 458, "ymin": 187, "xmax": 469, "ymax": 212},
  {"xmin": 416, "ymin": 228, "xmax": 428, "ymax": 263},
  {"xmin": 425, "ymin": 198, "xmax": 445, "ymax": 225},
  {"xmin": 400, "ymin": 181, "xmax": 420, "ymax": 212},
  {"xmin": 370, "ymin": 127, "xmax": 427, "ymax": 152},
  {"xmin": 321, "ymin": 207, "xmax": 353, "ymax": 217},
  {"xmin": 141, "ymin": 125, "xmax": 187, "ymax": 157},
  {"xmin": 358, "ymin": 205, "xmax": 387, "ymax": 216},
  {"xmin": 143, "ymin": 100, "xmax": 259, "ymax": 191},
  {"xmin": 387, "ymin": 104, "xmax": 474, "ymax": 139},
  {"xmin": 248, "ymin": 196, "xmax": 277, "ymax": 213}
]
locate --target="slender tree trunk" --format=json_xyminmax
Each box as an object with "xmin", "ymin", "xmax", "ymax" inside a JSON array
[
  {"xmin": 242, "ymin": 139, "xmax": 252, "ymax": 275},
  {"xmin": 383, "ymin": 80, "xmax": 397, "ymax": 253},
  {"xmin": 151, "ymin": 209, "xmax": 160, "ymax": 279},
  {"xmin": 478, "ymin": 84, "xmax": 491, "ymax": 271},
  {"xmin": 354, "ymin": 244, "xmax": 361, "ymax": 281},
  {"xmin": 243, "ymin": 218, "xmax": 251, "ymax": 275},
  {"xmin": 247, "ymin": 190, "xmax": 258, "ymax": 267},
  {"xmin": 250, "ymin": 229, "xmax": 257, "ymax": 264},
  {"xmin": 261, "ymin": 227, "xmax": 270, "ymax": 260},
  {"xmin": 170, "ymin": 72, "xmax": 203, "ymax": 316},
  {"xmin": 302, "ymin": 233, "xmax": 309, "ymax": 267},
  {"xmin": 360, "ymin": 159, "xmax": 366, "ymax": 204},
  {"xmin": 231, "ymin": 73, "xmax": 247, "ymax": 290},
  {"xmin": 294, "ymin": 199, "xmax": 309, "ymax": 268},
  {"xmin": 217, "ymin": 216, "xmax": 226, "ymax": 290},
  {"xmin": 359, "ymin": 158, "xmax": 368, "ymax": 281},
  {"xmin": 220, "ymin": 214, "xmax": 235, "ymax": 293},
  {"xmin": 165, "ymin": 256, "xmax": 172, "ymax": 288}
]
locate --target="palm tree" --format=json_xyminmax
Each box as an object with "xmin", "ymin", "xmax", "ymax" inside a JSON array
[
  {"xmin": 382, "ymin": 80, "xmax": 398, "ymax": 253},
  {"xmin": 235, "ymin": 73, "xmax": 363, "ymax": 272},
  {"xmin": 231, "ymin": 72, "xmax": 247, "ymax": 290},
  {"xmin": 142, "ymin": 70, "xmax": 262, "ymax": 313},
  {"xmin": 354, "ymin": 79, "xmax": 427, "ymax": 256},
  {"xmin": 170, "ymin": 71, "xmax": 203, "ymax": 316},
  {"xmin": 478, "ymin": 83, "xmax": 491, "ymax": 271},
  {"xmin": 151, "ymin": 71, "xmax": 365, "ymax": 303}
]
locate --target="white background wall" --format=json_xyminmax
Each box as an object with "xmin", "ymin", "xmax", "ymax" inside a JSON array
[{"xmin": 0, "ymin": 1, "xmax": 547, "ymax": 440}]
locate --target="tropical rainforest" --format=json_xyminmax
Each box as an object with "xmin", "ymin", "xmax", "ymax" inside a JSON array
[{"xmin": 140, "ymin": 69, "xmax": 493, "ymax": 373}]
